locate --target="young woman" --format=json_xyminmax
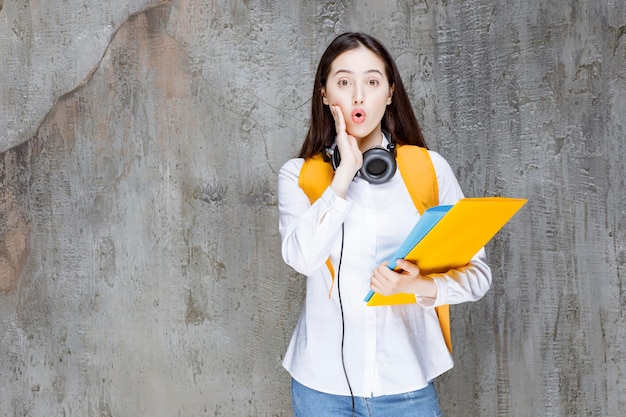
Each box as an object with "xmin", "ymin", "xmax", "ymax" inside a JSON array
[{"xmin": 278, "ymin": 32, "xmax": 492, "ymax": 417}]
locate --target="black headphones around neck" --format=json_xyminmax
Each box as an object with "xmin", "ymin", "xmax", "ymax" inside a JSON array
[{"xmin": 322, "ymin": 132, "xmax": 397, "ymax": 185}]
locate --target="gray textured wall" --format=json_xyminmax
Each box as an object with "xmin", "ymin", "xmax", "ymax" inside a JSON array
[{"xmin": 1, "ymin": 0, "xmax": 624, "ymax": 416}]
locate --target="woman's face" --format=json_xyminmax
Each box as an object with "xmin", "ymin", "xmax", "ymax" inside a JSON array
[{"xmin": 322, "ymin": 46, "xmax": 394, "ymax": 149}]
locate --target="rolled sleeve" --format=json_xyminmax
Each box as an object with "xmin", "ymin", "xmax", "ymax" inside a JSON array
[{"xmin": 418, "ymin": 248, "xmax": 492, "ymax": 308}]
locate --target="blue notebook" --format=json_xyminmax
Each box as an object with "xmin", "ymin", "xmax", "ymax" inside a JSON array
[{"xmin": 363, "ymin": 205, "xmax": 452, "ymax": 302}]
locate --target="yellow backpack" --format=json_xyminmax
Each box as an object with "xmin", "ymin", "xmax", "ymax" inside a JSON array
[{"xmin": 298, "ymin": 145, "xmax": 452, "ymax": 353}]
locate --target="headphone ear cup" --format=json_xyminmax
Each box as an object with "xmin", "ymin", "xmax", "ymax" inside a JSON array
[
  {"xmin": 360, "ymin": 147, "xmax": 397, "ymax": 184},
  {"xmin": 331, "ymin": 147, "xmax": 341, "ymax": 171},
  {"xmin": 322, "ymin": 146, "xmax": 341, "ymax": 171}
]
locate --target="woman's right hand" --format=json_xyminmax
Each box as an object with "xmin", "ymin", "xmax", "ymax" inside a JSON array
[{"xmin": 330, "ymin": 105, "xmax": 362, "ymax": 198}]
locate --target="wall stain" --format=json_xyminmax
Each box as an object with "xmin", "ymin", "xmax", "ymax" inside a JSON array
[
  {"xmin": 194, "ymin": 180, "xmax": 228, "ymax": 205},
  {"xmin": 242, "ymin": 181, "xmax": 275, "ymax": 207},
  {"xmin": 96, "ymin": 237, "xmax": 117, "ymax": 287},
  {"xmin": 0, "ymin": 149, "xmax": 31, "ymax": 295},
  {"xmin": 185, "ymin": 290, "xmax": 206, "ymax": 325}
]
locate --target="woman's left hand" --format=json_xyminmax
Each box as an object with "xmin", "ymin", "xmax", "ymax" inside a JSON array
[{"xmin": 370, "ymin": 259, "xmax": 438, "ymax": 298}]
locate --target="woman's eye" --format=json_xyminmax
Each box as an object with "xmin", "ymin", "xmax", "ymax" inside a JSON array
[
  {"xmin": 338, "ymin": 79, "xmax": 349, "ymax": 87},
  {"xmin": 368, "ymin": 79, "xmax": 379, "ymax": 86}
]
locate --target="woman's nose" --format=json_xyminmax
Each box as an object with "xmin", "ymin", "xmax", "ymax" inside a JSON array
[{"xmin": 353, "ymin": 88, "xmax": 364, "ymax": 104}]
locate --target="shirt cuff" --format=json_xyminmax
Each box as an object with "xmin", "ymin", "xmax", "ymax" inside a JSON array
[
  {"xmin": 319, "ymin": 186, "xmax": 350, "ymax": 213},
  {"xmin": 415, "ymin": 275, "xmax": 446, "ymax": 308}
]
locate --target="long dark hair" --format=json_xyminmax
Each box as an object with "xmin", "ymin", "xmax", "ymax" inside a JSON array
[{"xmin": 298, "ymin": 32, "xmax": 427, "ymax": 159}]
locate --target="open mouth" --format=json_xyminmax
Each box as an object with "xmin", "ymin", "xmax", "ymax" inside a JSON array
[{"xmin": 351, "ymin": 109, "xmax": 366, "ymax": 124}]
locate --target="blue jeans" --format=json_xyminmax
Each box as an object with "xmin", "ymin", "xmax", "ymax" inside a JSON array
[{"xmin": 291, "ymin": 378, "xmax": 442, "ymax": 417}]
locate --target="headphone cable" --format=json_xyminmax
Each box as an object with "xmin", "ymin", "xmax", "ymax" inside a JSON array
[{"xmin": 337, "ymin": 223, "xmax": 355, "ymax": 416}]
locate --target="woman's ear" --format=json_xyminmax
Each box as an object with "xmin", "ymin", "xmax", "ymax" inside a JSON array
[
  {"xmin": 387, "ymin": 84, "xmax": 395, "ymax": 105},
  {"xmin": 321, "ymin": 87, "xmax": 329, "ymax": 105}
]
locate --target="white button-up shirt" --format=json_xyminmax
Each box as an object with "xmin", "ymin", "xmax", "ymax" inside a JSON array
[{"xmin": 278, "ymin": 141, "xmax": 492, "ymax": 397}]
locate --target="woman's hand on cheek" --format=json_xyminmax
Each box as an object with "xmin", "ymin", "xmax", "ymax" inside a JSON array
[
  {"xmin": 329, "ymin": 104, "xmax": 362, "ymax": 197},
  {"xmin": 331, "ymin": 105, "xmax": 362, "ymax": 174},
  {"xmin": 370, "ymin": 259, "xmax": 437, "ymax": 298}
]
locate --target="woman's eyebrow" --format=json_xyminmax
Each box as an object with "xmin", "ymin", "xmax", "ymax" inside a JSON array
[{"xmin": 333, "ymin": 69, "xmax": 383, "ymax": 76}]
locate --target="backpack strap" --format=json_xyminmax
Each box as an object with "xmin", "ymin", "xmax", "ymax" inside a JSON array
[
  {"xmin": 298, "ymin": 153, "xmax": 334, "ymax": 203},
  {"xmin": 298, "ymin": 145, "xmax": 452, "ymax": 353},
  {"xmin": 396, "ymin": 145, "xmax": 439, "ymax": 213}
]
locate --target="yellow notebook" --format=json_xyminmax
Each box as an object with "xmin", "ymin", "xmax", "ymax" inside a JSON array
[{"xmin": 365, "ymin": 197, "xmax": 527, "ymax": 306}]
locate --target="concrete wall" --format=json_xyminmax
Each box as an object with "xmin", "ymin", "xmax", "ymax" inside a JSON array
[{"xmin": 1, "ymin": 0, "xmax": 624, "ymax": 416}]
